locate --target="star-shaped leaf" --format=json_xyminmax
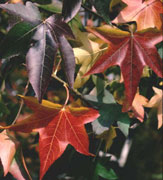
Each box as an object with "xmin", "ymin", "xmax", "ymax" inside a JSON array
[
  {"xmin": 0, "ymin": 2, "xmax": 76, "ymax": 102},
  {"xmin": 85, "ymin": 25, "xmax": 162, "ymax": 111},
  {"xmin": 144, "ymin": 87, "xmax": 163, "ymax": 128},
  {"xmin": 2, "ymin": 96, "xmax": 99, "ymax": 179},
  {"xmin": 113, "ymin": 0, "xmax": 163, "ymax": 30}
]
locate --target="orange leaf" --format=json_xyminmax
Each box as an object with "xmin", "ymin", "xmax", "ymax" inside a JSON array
[
  {"xmin": 144, "ymin": 87, "xmax": 163, "ymax": 128},
  {"xmin": 3, "ymin": 96, "xmax": 99, "ymax": 180},
  {"xmin": 0, "ymin": 130, "xmax": 17, "ymax": 176},
  {"xmin": 0, "ymin": 130, "xmax": 31, "ymax": 179},
  {"xmin": 113, "ymin": 0, "xmax": 163, "ymax": 30},
  {"xmin": 131, "ymin": 92, "xmax": 148, "ymax": 122}
]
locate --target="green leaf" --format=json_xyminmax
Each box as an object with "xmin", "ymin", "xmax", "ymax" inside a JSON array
[
  {"xmin": 68, "ymin": 14, "xmax": 84, "ymax": 31},
  {"xmin": 92, "ymin": 75, "xmax": 116, "ymax": 104},
  {"xmin": 95, "ymin": 163, "xmax": 118, "ymax": 179},
  {"xmin": 86, "ymin": 76, "xmax": 131, "ymax": 134},
  {"xmin": 98, "ymin": 103, "xmax": 129, "ymax": 127},
  {"xmin": 0, "ymin": 22, "xmax": 36, "ymax": 59},
  {"xmin": 93, "ymin": 0, "xmax": 112, "ymax": 24},
  {"xmin": 37, "ymin": 3, "xmax": 62, "ymax": 14},
  {"xmin": 0, "ymin": 1, "xmax": 41, "ymax": 25},
  {"xmin": 117, "ymin": 117, "xmax": 130, "ymax": 137},
  {"xmin": 157, "ymin": 41, "xmax": 163, "ymax": 59},
  {"xmin": 0, "ymin": 101, "xmax": 10, "ymax": 116},
  {"xmin": 152, "ymin": 173, "xmax": 163, "ymax": 180}
]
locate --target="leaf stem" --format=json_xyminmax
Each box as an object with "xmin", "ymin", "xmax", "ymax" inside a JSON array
[
  {"xmin": 52, "ymin": 73, "xmax": 69, "ymax": 107},
  {"xmin": 52, "ymin": 73, "xmax": 98, "ymax": 109},
  {"xmin": 54, "ymin": 58, "xmax": 62, "ymax": 75},
  {"xmin": 12, "ymin": 81, "xmax": 29, "ymax": 125},
  {"xmin": 92, "ymin": 139, "xmax": 103, "ymax": 162},
  {"xmin": 52, "ymin": 73, "xmax": 68, "ymax": 85},
  {"xmin": 63, "ymin": 83, "xmax": 69, "ymax": 107}
]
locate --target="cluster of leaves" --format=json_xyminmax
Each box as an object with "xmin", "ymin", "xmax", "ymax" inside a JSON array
[{"xmin": 0, "ymin": 0, "xmax": 162, "ymax": 179}]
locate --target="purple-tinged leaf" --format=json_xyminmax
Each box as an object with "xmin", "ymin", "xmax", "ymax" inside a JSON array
[
  {"xmin": 62, "ymin": 0, "xmax": 82, "ymax": 22},
  {"xmin": 57, "ymin": 35, "xmax": 75, "ymax": 88},
  {"xmin": 46, "ymin": 15, "xmax": 75, "ymax": 88},
  {"xmin": 26, "ymin": 24, "xmax": 58, "ymax": 103},
  {"xmin": 0, "ymin": 1, "xmax": 41, "ymax": 25},
  {"xmin": 46, "ymin": 15, "xmax": 75, "ymax": 39}
]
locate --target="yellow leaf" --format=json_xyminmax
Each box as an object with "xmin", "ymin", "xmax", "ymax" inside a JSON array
[
  {"xmin": 97, "ymin": 126, "xmax": 117, "ymax": 151},
  {"xmin": 73, "ymin": 29, "xmax": 107, "ymax": 89}
]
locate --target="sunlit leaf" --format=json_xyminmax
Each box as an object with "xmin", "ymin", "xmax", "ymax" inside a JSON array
[
  {"xmin": 2, "ymin": 96, "xmax": 99, "ymax": 179},
  {"xmin": 113, "ymin": 0, "xmax": 163, "ymax": 30},
  {"xmin": 73, "ymin": 29, "xmax": 107, "ymax": 89},
  {"xmin": 85, "ymin": 25, "xmax": 163, "ymax": 111}
]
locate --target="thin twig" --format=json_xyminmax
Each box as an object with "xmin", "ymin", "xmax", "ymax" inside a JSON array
[
  {"xmin": 52, "ymin": 73, "xmax": 98, "ymax": 109},
  {"xmin": 93, "ymin": 140, "xmax": 103, "ymax": 162},
  {"xmin": 12, "ymin": 81, "xmax": 30, "ymax": 125}
]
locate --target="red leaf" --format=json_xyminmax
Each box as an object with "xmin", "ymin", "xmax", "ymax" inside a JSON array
[
  {"xmin": 85, "ymin": 26, "xmax": 163, "ymax": 111},
  {"xmin": 4, "ymin": 96, "xmax": 99, "ymax": 179},
  {"xmin": 113, "ymin": 0, "xmax": 163, "ymax": 30}
]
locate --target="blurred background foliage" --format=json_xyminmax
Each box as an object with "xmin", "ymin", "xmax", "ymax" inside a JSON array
[{"xmin": 0, "ymin": 0, "xmax": 162, "ymax": 180}]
